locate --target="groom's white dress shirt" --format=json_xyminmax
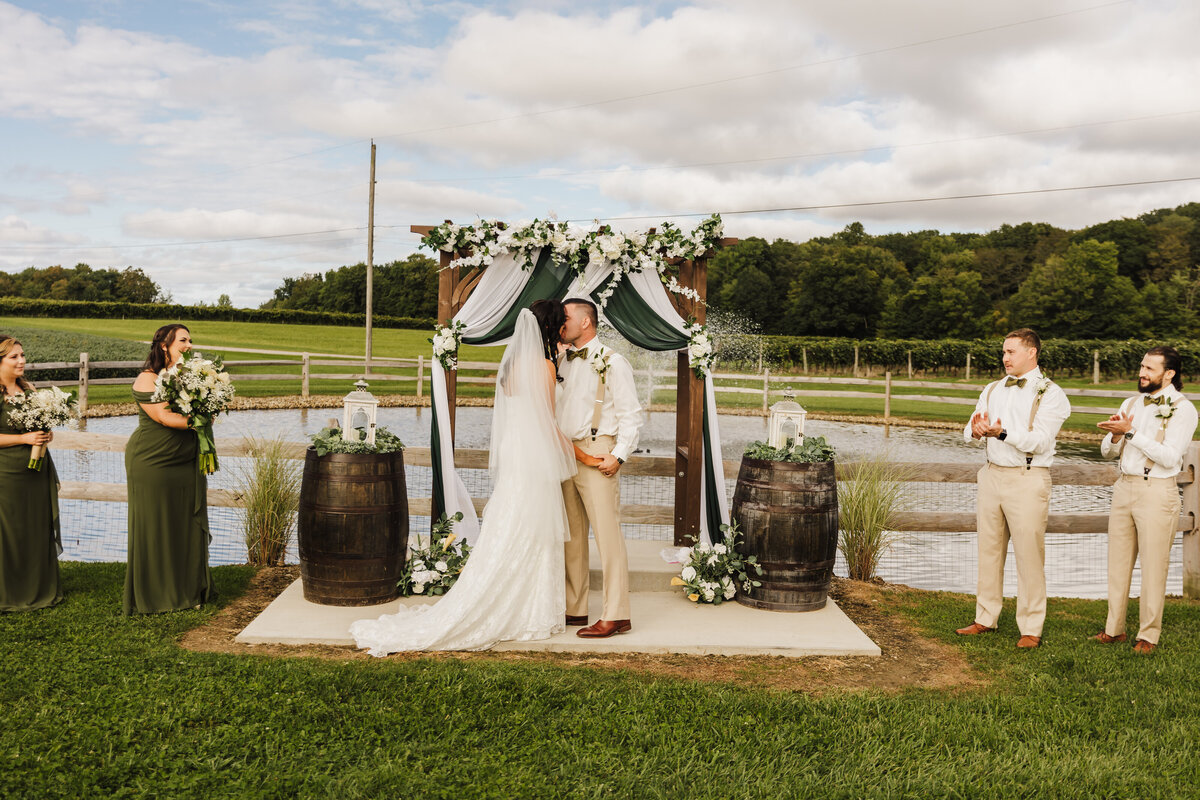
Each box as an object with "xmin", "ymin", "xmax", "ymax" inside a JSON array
[{"xmin": 556, "ymin": 337, "xmax": 643, "ymax": 462}]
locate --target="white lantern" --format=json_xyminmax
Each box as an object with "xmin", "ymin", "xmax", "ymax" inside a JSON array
[
  {"xmin": 342, "ymin": 379, "xmax": 379, "ymax": 445},
  {"xmin": 767, "ymin": 390, "xmax": 807, "ymax": 450}
]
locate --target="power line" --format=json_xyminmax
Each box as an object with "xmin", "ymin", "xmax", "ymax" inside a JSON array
[{"xmin": 566, "ymin": 175, "xmax": 1200, "ymax": 223}]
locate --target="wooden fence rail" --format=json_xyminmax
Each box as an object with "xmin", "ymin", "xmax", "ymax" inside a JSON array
[{"xmin": 44, "ymin": 432, "xmax": 1200, "ymax": 598}]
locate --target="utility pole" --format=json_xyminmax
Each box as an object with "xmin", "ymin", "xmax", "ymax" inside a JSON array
[{"xmin": 365, "ymin": 140, "xmax": 376, "ymax": 375}]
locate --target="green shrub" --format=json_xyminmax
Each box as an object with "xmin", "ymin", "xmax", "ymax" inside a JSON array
[
  {"xmin": 237, "ymin": 437, "xmax": 303, "ymax": 566},
  {"xmin": 838, "ymin": 454, "xmax": 915, "ymax": 582}
]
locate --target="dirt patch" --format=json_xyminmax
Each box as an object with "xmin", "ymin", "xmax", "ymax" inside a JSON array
[{"xmin": 180, "ymin": 568, "xmax": 982, "ymax": 695}]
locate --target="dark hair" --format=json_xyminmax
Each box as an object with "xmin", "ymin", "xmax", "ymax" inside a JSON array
[
  {"xmin": 563, "ymin": 297, "xmax": 598, "ymax": 328},
  {"xmin": 529, "ymin": 300, "xmax": 565, "ymax": 376},
  {"xmin": 143, "ymin": 324, "xmax": 190, "ymax": 374},
  {"xmin": 0, "ymin": 336, "xmax": 33, "ymax": 395},
  {"xmin": 1146, "ymin": 345, "xmax": 1184, "ymax": 390},
  {"xmin": 1004, "ymin": 328, "xmax": 1041, "ymax": 355}
]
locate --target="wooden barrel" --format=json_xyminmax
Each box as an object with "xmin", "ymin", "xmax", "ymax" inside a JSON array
[
  {"xmin": 732, "ymin": 456, "xmax": 838, "ymax": 612},
  {"xmin": 298, "ymin": 448, "xmax": 409, "ymax": 606}
]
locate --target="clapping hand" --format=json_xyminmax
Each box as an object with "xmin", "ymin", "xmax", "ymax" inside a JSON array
[
  {"xmin": 970, "ymin": 412, "xmax": 1003, "ymax": 439},
  {"xmin": 1097, "ymin": 411, "xmax": 1133, "ymax": 442}
]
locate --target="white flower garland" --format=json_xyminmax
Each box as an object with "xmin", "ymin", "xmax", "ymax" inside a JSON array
[
  {"xmin": 420, "ymin": 214, "xmax": 724, "ymax": 311},
  {"xmin": 685, "ymin": 321, "xmax": 715, "ymax": 379},
  {"xmin": 429, "ymin": 320, "xmax": 466, "ymax": 371}
]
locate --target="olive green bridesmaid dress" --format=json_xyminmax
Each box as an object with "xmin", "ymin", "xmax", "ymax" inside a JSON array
[
  {"xmin": 0, "ymin": 398, "xmax": 62, "ymax": 611},
  {"xmin": 123, "ymin": 387, "xmax": 212, "ymax": 614}
]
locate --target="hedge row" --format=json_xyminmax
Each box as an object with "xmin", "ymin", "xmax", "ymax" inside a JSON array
[
  {"xmin": 4, "ymin": 326, "xmax": 147, "ymax": 382},
  {"xmin": 759, "ymin": 336, "xmax": 1195, "ymax": 377},
  {"xmin": 0, "ymin": 297, "xmax": 435, "ymax": 330}
]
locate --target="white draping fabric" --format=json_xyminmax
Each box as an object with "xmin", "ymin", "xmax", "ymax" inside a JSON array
[{"xmin": 431, "ymin": 252, "xmax": 533, "ymax": 542}]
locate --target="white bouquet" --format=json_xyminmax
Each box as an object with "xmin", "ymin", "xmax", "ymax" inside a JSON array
[
  {"xmin": 684, "ymin": 321, "xmax": 715, "ymax": 379},
  {"xmin": 150, "ymin": 351, "xmax": 236, "ymax": 473},
  {"xmin": 429, "ymin": 320, "xmax": 466, "ymax": 371},
  {"xmin": 5, "ymin": 386, "xmax": 78, "ymax": 470},
  {"xmin": 670, "ymin": 521, "xmax": 762, "ymax": 605}
]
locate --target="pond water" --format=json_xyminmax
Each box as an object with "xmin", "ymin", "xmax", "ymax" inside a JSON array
[{"xmin": 58, "ymin": 408, "xmax": 1183, "ymax": 599}]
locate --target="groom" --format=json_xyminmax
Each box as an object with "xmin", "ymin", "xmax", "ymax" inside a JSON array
[{"xmin": 558, "ymin": 298, "xmax": 644, "ymax": 638}]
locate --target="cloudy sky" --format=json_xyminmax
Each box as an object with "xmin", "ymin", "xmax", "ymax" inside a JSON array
[{"xmin": 1, "ymin": 0, "xmax": 1197, "ymax": 305}]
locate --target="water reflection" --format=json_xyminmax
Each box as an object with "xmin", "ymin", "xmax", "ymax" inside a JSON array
[{"xmin": 63, "ymin": 407, "xmax": 1170, "ymax": 599}]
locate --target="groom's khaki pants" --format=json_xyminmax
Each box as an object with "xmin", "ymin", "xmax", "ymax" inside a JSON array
[
  {"xmin": 1104, "ymin": 475, "xmax": 1181, "ymax": 645},
  {"xmin": 563, "ymin": 435, "xmax": 631, "ymax": 621},
  {"xmin": 975, "ymin": 464, "xmax": 1050, "ymax": 637}
]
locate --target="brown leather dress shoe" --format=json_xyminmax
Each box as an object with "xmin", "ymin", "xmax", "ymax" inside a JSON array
[
  {"xmin": 1133, "ymin": 638, "xmax": 1157, "ymax": 654},
  {"xmin": 1016, "ymin": 635, "xmax": 1041, "ymax": 649},
  {"xmin": 576, "ymin": 619, "xmax": 632, "ymax": 638},
  {"xmin": 955, "ymin": 622, "xmax": 997, "ymax": 636},
  {"xmin": 566, "ymin": 615, "xmax": 589, "ymax": 627},
  {"xmin": 1091, "ymin": 631, "xmax": 1127, "ymax": 644}
]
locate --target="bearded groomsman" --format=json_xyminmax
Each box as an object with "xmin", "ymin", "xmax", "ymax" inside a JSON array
[
  {"xmin": 957, "ymin": 328, "xmax": 1071, "ymax": 649},
  {"xmin": 1094, "ymin": 346, "xmax": 1198, "ymax": 654}
]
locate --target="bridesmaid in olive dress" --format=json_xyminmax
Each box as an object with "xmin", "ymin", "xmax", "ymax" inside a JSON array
[
  {"xmin": 0, "ymin": 336, "xmax": 62, "ymax": 611},
  {"xmin": 123, "ymin": 324, "xmax": 213, "ymax": 615}
]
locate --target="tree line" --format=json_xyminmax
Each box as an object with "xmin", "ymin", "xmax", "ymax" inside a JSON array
[
  {"xmin": 706, "ymin": 202, "xmax": 1200, "ymax": 340},
  {"xmin": 0, "ymin": 264, "xmax": 167, "ymax": 304},
  {"xmin": 260, "ymin": 255, "xmax": 438, "ymax": 319}
]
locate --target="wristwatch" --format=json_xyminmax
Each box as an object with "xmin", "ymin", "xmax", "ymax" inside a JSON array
[
  {"xmin": 616, "ymin": 457, "xmax": 625, "ymax": 465},
  {"xmin": 1124, "ymin": 431, "xmax": 1135, "ymax": 441},
  {"xmin": 996, "ymin": 430, "xmax": 1007, "ymax": 441}
]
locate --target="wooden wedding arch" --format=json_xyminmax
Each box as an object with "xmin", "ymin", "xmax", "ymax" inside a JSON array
[{"xmin": 411, "ymin": 221, "xmax": 737, "ymax": 545}]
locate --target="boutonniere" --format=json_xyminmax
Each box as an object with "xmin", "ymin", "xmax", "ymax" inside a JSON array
[
  {"xmin": 1156, "ymin": 402, "xmax": 1177, "ymax": 421},
  {"xmin": 1034, "ymin": 377, "xmax": 1051, "ymax": 397},
  {"xmin": 590, "ymin": 350, "xmax": 612, "ymax": 383}
]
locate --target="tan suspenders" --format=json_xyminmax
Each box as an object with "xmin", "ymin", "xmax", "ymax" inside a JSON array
[{"xmin": 983, "ymin": 378, "xmax": 1048, "ymax": 469}]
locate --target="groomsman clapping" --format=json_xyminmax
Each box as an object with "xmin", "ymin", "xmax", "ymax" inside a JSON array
[{"xmin": 1094, "ymin": 346, "xmax": 1198, "ymax": 654}]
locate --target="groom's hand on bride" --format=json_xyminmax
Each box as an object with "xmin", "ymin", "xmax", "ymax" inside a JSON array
[{"xmin": 597, "ymin": 454, "xmax": 621, "ymax": 477}]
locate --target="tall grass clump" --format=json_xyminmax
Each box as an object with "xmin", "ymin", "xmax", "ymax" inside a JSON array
[
  {"xmin": 237, "ymin": 437, "xmax": 302, "ymax": 565},
  {"xmin": 838, "ymin": 453, "xmax": 914, "ymax": 581}
]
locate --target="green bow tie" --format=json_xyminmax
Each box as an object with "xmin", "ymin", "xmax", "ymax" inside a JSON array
[
  {"xmin": 1144, "ymin": 395, "xmax": 1166, "ymax": 406},
  {"xmin": 565, "ymin": 348, "xmax": 589, "ymax": 361},
  {"xmin": 1004, "ymin": 377, "xmax": 1027, "ymax": 389}
]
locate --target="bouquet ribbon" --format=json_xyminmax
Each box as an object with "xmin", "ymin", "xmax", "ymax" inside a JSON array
[
  {"xmin": 28, "ymin": 435, "xmax": 48, "ymax": 472},
  {"xmin": 191, "ymin": 415, "xmax": 218, "ymax": 474}
]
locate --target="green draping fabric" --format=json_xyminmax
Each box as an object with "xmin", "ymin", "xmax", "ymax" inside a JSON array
[
  {"xmin": 591, "ymin": 274, "xmax": 687, "ymax": 352},
  {"xmin": 702, "ymin": 385, "xmax": 724, "ymax": 539},
  {"xmin": 465, "ymin": 248, "xmax": 575, "ymax": 345}
]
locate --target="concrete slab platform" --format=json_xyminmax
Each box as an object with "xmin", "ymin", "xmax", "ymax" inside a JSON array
[{"xmin": 236, "ymin": 578, "xmax": 881, "ymax": 658}]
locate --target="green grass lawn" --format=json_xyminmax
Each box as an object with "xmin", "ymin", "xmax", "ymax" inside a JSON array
[{"xmin": 4, "ymin": 563, "xmax": 1200, "ymax": 798}]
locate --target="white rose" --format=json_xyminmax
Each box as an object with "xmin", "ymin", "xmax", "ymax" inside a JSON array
[
  {"xmin": 435, "ymin": 560, "xmax": 449, "ymax": 573},
  {"xmin": 412, "ymin": 560, "xmax": 426, "ymax": 571},
  {"xmin": 707, "ymin": 554, "xmax": 718, "ymax": 567},
  {"xmin": 697, "ymin": 543, "xmax": 711, "ymax": 553},
  {"xmin": 713, "ymin": 544, "xmax": 727, "ymax": 555},
  {"xmin": 724, "ymin": 585, "xmax": 736, "ymax": 599},
  {"xmin": 702, "ymin": 589, "xmax": 715, "ymax": 602},
  {"xmin": 680, "ymin": 566, "xmax": 697, "ymax": 582},
  {"xmin": 550, "ymin": 231, "xmax": 568, "ymax": 248},
  {"xmin": 413, "ymin": 583, "xmax": 425, "ymax": 594}
]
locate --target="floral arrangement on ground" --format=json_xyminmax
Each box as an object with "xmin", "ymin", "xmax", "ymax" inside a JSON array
[
  {"xmin": 399, "ymin": 512, "xmax": 470, "ymax": 596},
  {"xmin": 310, "ymin": 425, "xmax": 405, "ymax": 456},
  {"xmin": 671, "ymin": 520, "xmax": 762, "ymax": 605}
]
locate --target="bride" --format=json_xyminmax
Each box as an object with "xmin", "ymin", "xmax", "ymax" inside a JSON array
[{"xmin": 350, "ymin": 301, "xmax": 577, "ymax": 654}]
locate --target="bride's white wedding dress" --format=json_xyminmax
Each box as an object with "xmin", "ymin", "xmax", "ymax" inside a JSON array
[{"xmin": 350, "ymin": 309, "xmax": 577, "ymax": 655}]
